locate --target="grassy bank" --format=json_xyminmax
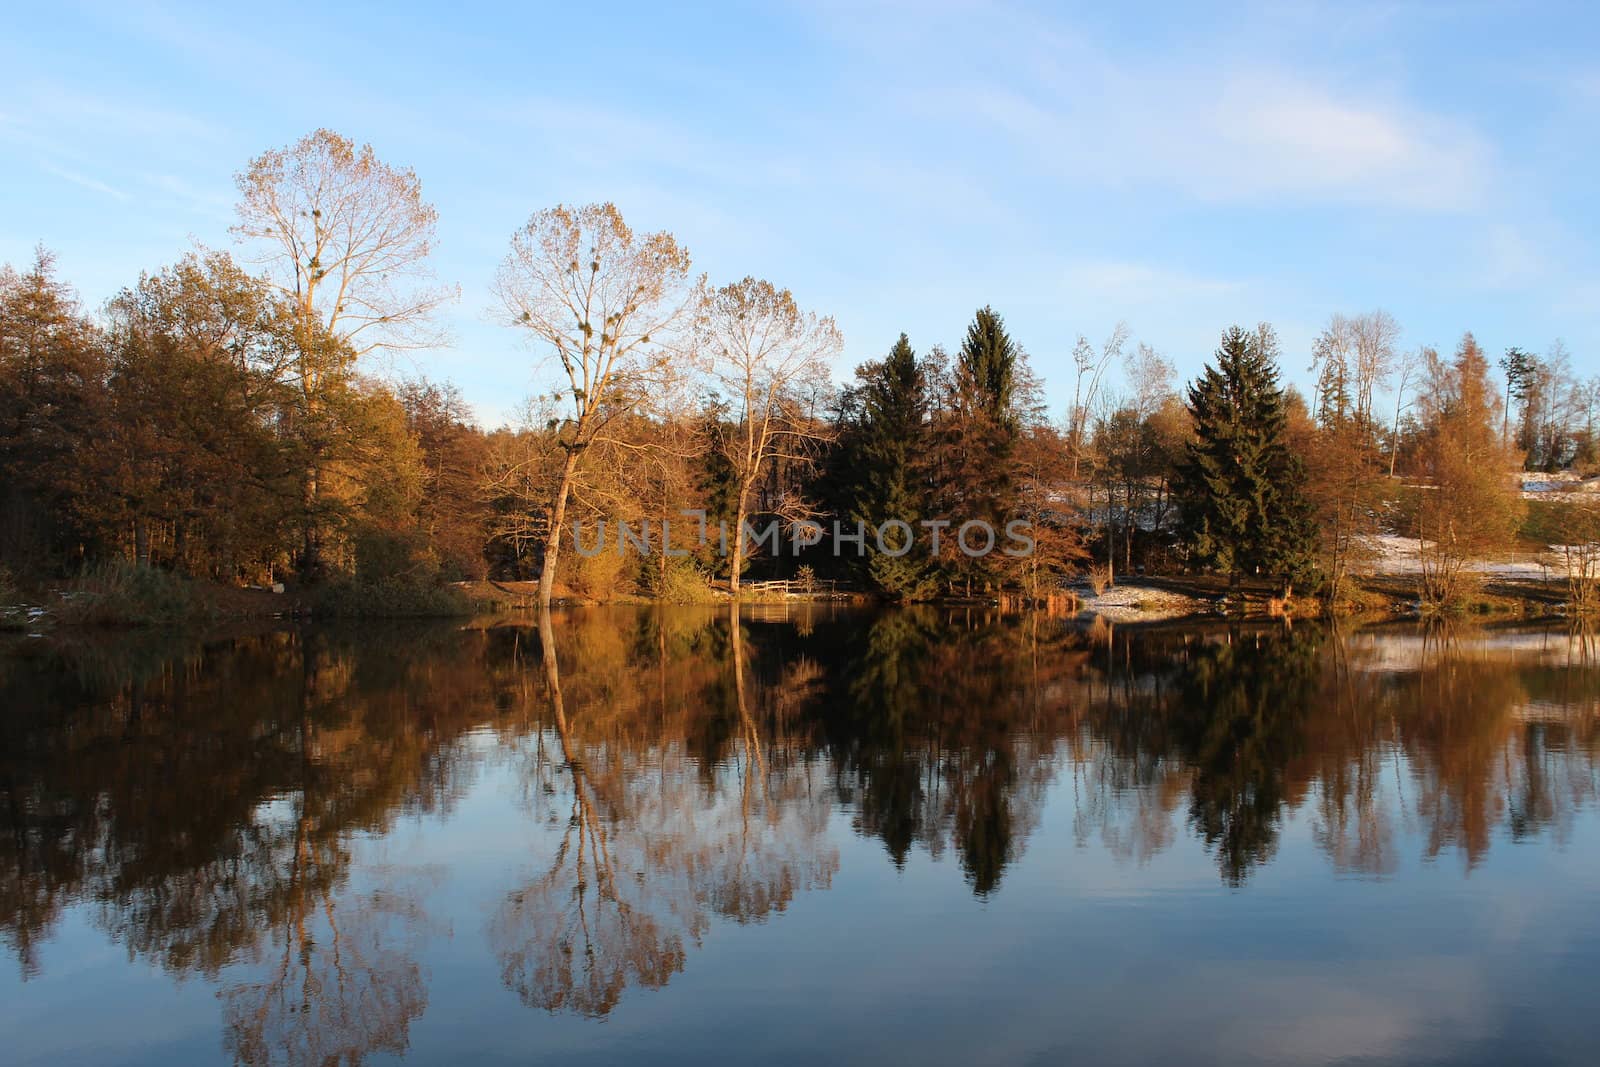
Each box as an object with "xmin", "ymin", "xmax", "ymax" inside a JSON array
[
  {"xmin": 52, "ymin": 562, "xmax": 221, "ymax": 627},
  {"xmin": 5, "ymin": 563, "xmax": 491, "ymax": 629},
  {"xmin": 313, "ymin": 577, "xmax": 475, "ymax": 618}
]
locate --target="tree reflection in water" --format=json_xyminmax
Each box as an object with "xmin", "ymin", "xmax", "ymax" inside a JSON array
[
  {"xmin": 489, "ymin": 606, "xmax": 837, "ymax": 1018},
  {"xmin": 2, "ymin": 608, "xmax": 1599, "ymax": 1050}
]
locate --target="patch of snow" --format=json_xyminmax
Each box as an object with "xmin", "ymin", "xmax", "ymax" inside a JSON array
[
  {"xmin": 1520, "ymin": 473, "xmax": 1600, "ymax": 499},
  {"xmin": 1359, "ymin": 534, "xmax": 1554, "ymax": 578},
  {"xmin": 1079, "ymin": 583, "xmax": 1204, "ymax": 622}
]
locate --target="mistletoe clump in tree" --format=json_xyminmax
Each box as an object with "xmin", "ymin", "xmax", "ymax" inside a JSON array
[{"xmin": 1175, "ymin": 324, "xmax": 1317, "ymax": 597}]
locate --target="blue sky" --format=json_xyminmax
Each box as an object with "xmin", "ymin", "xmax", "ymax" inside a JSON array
[{"xmin": 3, "ymin": 1, "xmax": 1597, "ymax": 426}]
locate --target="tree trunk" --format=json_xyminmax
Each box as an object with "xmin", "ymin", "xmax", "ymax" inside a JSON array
[
  {"xmin": 729, "ymin": 489, "xmax": 749, "ymax": 598},
  {"xmin": 1124, "ymin": 484, "xmax": 1134, "ymax": 575},
  {"xmin": 302, "ymin": 461, "xmax": 322, "ymax": 579},
  {"xmin": 1111, "ymin": 485, "xmax": 1119, "ymax": 584},
  {"xmin": 1390, "ymin": 395, "xmax": 1403, "ymax": 478},
  {"xmin": 538, "ymin": 448, "xmax": 581, "ymax": 609}
]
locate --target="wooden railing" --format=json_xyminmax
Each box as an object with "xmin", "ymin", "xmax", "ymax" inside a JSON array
[{"xmin": 739, "ymin": 578, "xmax": 845, "ymax": 597}]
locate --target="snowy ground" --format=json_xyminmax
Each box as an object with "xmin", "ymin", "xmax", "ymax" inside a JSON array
[
  {"xmin": 1077, "ymin": 583, "xmax": 1205, "ymax": 622},
  {"xmin": 1521, "ymin": 472, "xmax": 1600, "ymax": 499},
  {"xmin": 1359, "ymin": 534, "xmax": 1556, "ymax": 579}
]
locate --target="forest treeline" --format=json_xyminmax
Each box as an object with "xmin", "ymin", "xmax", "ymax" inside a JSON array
[{"xmin": 3, "ymin": 129, "xmax": 1599, "ymax": 613}]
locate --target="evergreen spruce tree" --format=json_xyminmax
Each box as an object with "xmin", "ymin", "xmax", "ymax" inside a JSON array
[
  {"xmin": 1175, "ymin": 324, "xmax": 1317, "ymax": 595},
  {"xmin": 833, "ymin": 334, "xmax": 937, "ymax": 598},
  {"xmin": 937, "ymin": 306, "xmax": 1024, "ymax": 594},
  {"xmin": 959, "ymin": 306, "xmax": 1018, "ymax": 425},
  {"xmin": 694, "ymin": 400, "xmax": 740, "ymax": 576}
]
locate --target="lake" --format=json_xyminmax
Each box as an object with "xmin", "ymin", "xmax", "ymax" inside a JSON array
[{"xmin": 3, "ymin": 606, "xmax": 1599, "ymax": 1065}]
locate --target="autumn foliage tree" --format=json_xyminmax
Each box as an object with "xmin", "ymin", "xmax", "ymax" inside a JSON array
[
  {"xmin": 1413, "ymin": 333, "xmax": 1525, "ymax": 608},
  {"xmin": 100, "ymin": 252, "xmax": 300, "ymax": 577},
  {"xmin": 0, "ymin": 249, "xmax": 108, "ymax": 570},
  {"xmin": 233, "ymin": 129, "xmax": 453, "ymax": 576}
]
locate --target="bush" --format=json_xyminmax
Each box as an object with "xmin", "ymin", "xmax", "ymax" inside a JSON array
[
  {"xmin": 565, "ymin": 544, "xmax": 632, "ymax": 600},
  {"xmin": 56, "ymin": 561, "xmax": 211, "ymax": 627},
  {"xmin": 313, "ymin": 576, "xmax": 473, "ymax": 618},
  {"xmin": 1088, "ymin": 564, "xmax": 1112, "ymax": 596},
  {"xmin": 640, "ymin": 556, "xmax": 715, "ymax": 603},
  {"xmin": 795, "ymin": 564, "xmax": 817, "ymax": 594},
  {"xmin": 355, "ymin": 527, "xmax": 438, "ymax": 584}
]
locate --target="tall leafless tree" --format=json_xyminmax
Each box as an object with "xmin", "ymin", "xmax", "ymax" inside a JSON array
[
  {"xmin": 703, "ymin": 278, "xmax": 841, "ymax": 595},
  {"xmin": 493, "ymin": 203, "xmax": 701, "ymax": 607}
]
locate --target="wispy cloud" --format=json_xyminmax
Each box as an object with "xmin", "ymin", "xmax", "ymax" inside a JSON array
[
  {"xmin": 1470, "ymin": 223, "xmax": 1546, "ymax": 290},
  {"xmin": 812, "ymin": 4, "xmax": 1493, "ymax": 212},
  {"xmin": 906, "ymin": 69, "xmax": 1488, "ymax": 211},
  {"xmin": 1205, "ymin": 74, "xmax": 1487, "ymax": 209},
  {"xmin": 141, "ymin": 172, "xmax": 233, "ymax": 218},
  {"xmin": 19, "ymin": 85, "xmax": 225, "ymax": 145},
  {"xmin": 40, "ymin": 162, "xmax": 128, "ymax": 201}
]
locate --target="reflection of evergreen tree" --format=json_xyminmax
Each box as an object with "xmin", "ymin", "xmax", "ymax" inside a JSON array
[
  {"xmin": 1172, "ymin": 627, "xmax": 1321, "ymax": 884},
  {"xmin": 841, "ymin": 608, "xmax": 939, "ymax": 865},
  {"xmin": 821, "ymin": 608, "xmax": 1079, "ymax": 895}
]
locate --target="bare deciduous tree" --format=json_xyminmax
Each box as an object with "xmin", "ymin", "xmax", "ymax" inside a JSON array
[
  {"xmin": 1124, "ymin": 341, "xmax": 1176, "ymax": 419},
  {"xmin": 233, "ymin": 129, "xmax": 455, "ymax": 573},
  {"xmin": 1351, "ymin": 310, "xmax": 1400, "ymax": 430},
  {"xmin": 1388, "ymin": 346, "xmax": 1424, "ymax": 478},
  {"xmin": 1310, "ymin": 310, "xmax": 1400, "ymax": 433},
  {"xmin": 493, "ymin": 203, "xmax": 700, "ymax": 607},
  {"xmin": 703, "ymin": 278, "xmax": 841, "ymax": 595},
  {"xmin": 233, "ymin": 128, "xmax": 454, "ymax": 365},
  {"xmin": 1068, "ymin": 322, "xmax": 1129, "ymax": 480},
  {"xmin": 1309, "ymin": 312, "xmax": 1354, "ymax": 423}
]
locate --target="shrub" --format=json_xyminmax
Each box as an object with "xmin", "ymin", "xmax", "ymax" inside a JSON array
[
  {"xmin": 565, "ymin": 544, "xmax": 632, "ymax": 600},
  {"xmin": 795, "ymin": 564, "xmax": 818, "ymax": 594},
  {"xmin": 1088, "ymin": 564, "xmax": 1112, "ymax": 596},
  {"xmin": 313, "ymin": 576, "xmax": 472, "ymax": 618},
  {"xmin": 56, "ymin": 561, "xmax": 211, "ymax": 627},
  {"xmin": 641, "ymin": 557, "xmax": 715, "ymax": 603},
  {"xmin": 355, "ymin": 527, "xmax": 438, "ymax": 584}
]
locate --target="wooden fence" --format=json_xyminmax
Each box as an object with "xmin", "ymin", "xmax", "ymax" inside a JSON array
[{"xmin": 738, "ymin": 578, "xmax": 846, "ymax": 598}]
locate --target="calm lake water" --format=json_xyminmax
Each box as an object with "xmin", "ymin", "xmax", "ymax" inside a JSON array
[{"xmin": 4, "ymin": 606, "xmax": 1600, "ymax": 1065}]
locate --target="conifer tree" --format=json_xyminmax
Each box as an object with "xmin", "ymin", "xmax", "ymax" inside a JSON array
[
  {"xmin": 940, "ymin": 308, "xmax": 1030, "ymax": 588},
  {"xmin": 1175, "ymin": 324, "xmax": 1317, "ymax": 595},
  {"xmin": 842, "ymin": 334, "xmax": 936, "ymax": 597},
  {"xmin": 1415, "ymin": 333, "xmax": 1525, "ymax": 606},
  {"xmin": 930, "ymin": 307, "xmax": 1028, "ymax": 593},
  {"xmin": 0, "ymin": 249, "xmax": 109, "ymax": 568},
  {"xmin": 958, "ymin": 306, "xmax": 1017, "ymax": 425}
]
